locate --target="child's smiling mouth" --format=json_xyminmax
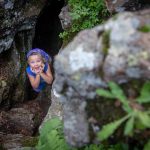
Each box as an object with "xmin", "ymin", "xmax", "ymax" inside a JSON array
[
  {"xmin": 34, "ymin": 67, "xmax": 41, "ymax": 71},
  {"xmin": 35, "ymin": 67, "xmax": 40, "ymax": 69}
]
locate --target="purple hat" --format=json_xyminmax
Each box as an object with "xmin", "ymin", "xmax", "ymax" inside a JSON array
[{"xmin": 27, "ymin": 48, "xmax": 52, "ymax": 62}]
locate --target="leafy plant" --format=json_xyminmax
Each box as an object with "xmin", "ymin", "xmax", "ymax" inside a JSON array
[
  {"xmin": 36, "ymin": 118, "xmax": 103, "ymax": 150},
  {"xmin": 138, "ymin": 25, "xmax": 150, "ymax": 33},
  {"xmin": 36, "ymin": 117, "xmax": 129, "ymax": 150},
  {"xmin": 136, "ymin": 82, "xmax": 150, "ymax": 103},
  {"xmin": 59, "ymin": 0, "xmax": 110, "ymax": 43},
  {"xmin": 36, "ymin": 81, "xmax": 150, "ymax": 149},
  {"xmin": 144, "ymin": 140, "xmax": 150, "ymax": 150},
  {"xmin": 36, "ymin": 118, "xmax": 74, "ymax": 150},
  {"xmin": 96, "ymin": 81, "xmax": 150, "ymax": 141}
]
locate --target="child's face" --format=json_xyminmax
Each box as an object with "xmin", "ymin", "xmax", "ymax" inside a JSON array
[{"xmin": 28, "ymin": 54, "xmax": 44, "ymax": 70}]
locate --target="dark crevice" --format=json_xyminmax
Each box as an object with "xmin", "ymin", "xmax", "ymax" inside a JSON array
[
  {"xmin": 32, "ymin": 0, "xmax": 65, "ymax": 59},
  {"xmin": 122, "ymin": 0, "xmax": 150, "ymax": 11}
]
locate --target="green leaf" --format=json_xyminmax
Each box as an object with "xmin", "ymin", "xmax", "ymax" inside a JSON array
[
  {"xmin": 98, "ymin": 115, "xmax": 130, "ymax": 141},
  {"xmin": 36, "ymin": 117, "xmax": 74, "ymax": 150},
  {"xmin": 40, "ymin": 118, "xmax": 62, "ymax": 136},
  {"xmin": 37, "ymin": 118, "xmax": 62, "ymax": 147},
  {"xmin": 124, "ymin": 117, "xmax": 134, "ymax": 136},
  {"xmin": 85, "ymin": 144, "xmax": 105, "ymax": 150},
  {"xmin": 108, "ymin": 82, "xmax": 127, "ymax": 101},
  {"xmin": 137, "ymin": 82, "xmax": 150, "ymax": 104},
  {"xmin": 47, "ymin": 130, "xmax": 60, "ymax": 150},
  {"xmin": 108, "ymin": 82, "xmax": 132, "ymax": 113},
  {"xmin": 137, "ymin": 111, "xmax": 150, "ymax": 128},
  {"xmin": 134, "ymin": 119, "xmax": 146, "ymax": 130},
  {"xmin": 144, "ymin": 140, "xmax": 150, "ymax": 150},
  {"xmin": 96, "ymin": 89, "xmax": 115, "ymax": 98}
]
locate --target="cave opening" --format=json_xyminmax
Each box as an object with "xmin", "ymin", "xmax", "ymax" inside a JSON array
[
  {"xmin": 32, "ymin": 0, "xmax": 65, "ymax": 59},
  {"xmin": 27, "ymin": 0, "xmax": 65, "ymax": 101}
]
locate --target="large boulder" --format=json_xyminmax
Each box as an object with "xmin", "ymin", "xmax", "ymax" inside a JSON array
[
  {"xmin": 54, "ymin": 9, "xmax": 150, "ymax": 147},
  {"xmin": 0, "ymin": 101, "xmax": 43, "ymax": 136}
]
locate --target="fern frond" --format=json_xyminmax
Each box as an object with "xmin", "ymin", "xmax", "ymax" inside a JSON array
[
  {"xmin": 98, "ymin": 114, "xmax": 130, "ymax": 141},
  {"xmin": 136, "ymin": 81, "xmax": 150, "ymax": 104}
]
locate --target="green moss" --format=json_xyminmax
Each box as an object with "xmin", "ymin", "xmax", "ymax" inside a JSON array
[
  {"xmin": 102, "ymin": 30, "xmax": 110, "ymax": 55},
  {"xmin": 34, "ymin": 114, "xmax": 42, "ymax": 125},
  {"xmin": 21, "ymin": 137, "xmax": 39, "ymax": 147},
  {"xmin": 138, "ymin": 25, "xmax": 150, "ymax": 33}
]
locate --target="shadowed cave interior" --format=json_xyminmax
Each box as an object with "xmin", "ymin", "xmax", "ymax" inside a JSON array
[{"xmin": 32, "ymin": 0, "xmax": 65, "ymax": 58}]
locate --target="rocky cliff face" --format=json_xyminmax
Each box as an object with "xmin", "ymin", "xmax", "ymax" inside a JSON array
[
  {"xmin": 0, "ymin": 0, "xmax": 64, "ymax": 149},
  {"xmin": 0, "ymin": 0, "xmax": 64, "ymax": 107},
  {"xmin": 0, "ymin": 0, "xmax": 44, "ymax": 53},
  {"xmin": 0, "ymin": 0, "xmax": 45, "ymax": 106},
  {"xmin": 105, "ymin": 0, "xmax": 150, "ymax": 13}
]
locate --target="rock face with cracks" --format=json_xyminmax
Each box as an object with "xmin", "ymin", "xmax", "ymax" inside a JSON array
[
  {"xmin": 105, "ymin": 0, "xmax": 150, "ymax": 13},
  {"xmin": 0, "ymin": 0, "xmax": 45, "ymax": 105},
  {"xmin": 53, "ymin": 9, "xmax": 150, "ymax": 147}
]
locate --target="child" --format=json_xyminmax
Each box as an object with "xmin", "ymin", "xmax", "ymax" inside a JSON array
[{"xmin": 26, "ymin": 48, "xmax": 53, "ymax": 92}]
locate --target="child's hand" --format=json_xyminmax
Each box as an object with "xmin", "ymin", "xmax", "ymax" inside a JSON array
[
  {"xmin": 31, "ymin": 67, "xmax": 36, "ymax": 74},
  {"xmin": 34, "ymin": 68, "xmax": 41, "ymax": 74},
  {"xmin": 31, "ymin": 64, "xmax": 45, "ymax": 75},
  {"xmin": 38, "ymin": 63, "xmax": 45, "ymax": 74},
  {"xmin": 40, "ymin": 63, "xmax": 45, "ymax": 72}
]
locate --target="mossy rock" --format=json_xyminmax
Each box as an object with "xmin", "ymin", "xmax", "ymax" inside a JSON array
[{"xmin": 21, "ymin": 137, "xmax": 39, "ymax": 147}]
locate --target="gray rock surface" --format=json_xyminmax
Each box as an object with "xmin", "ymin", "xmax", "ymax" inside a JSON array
[
  {"xmin": 0, "ymin": 0, "xmax": 45, "ymax": 105},
  {"xmin": 59, "ymin": 5, "xmax": 72, "ymax": 30},
  {"xmin": 54, "ymin": 9, "xmax": 150, "ymax": 147},
  {"xmin": 105, "ymin": 0, "xmax": 150, "ymax": 13}
]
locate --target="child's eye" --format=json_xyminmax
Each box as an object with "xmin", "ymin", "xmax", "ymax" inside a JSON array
[
  {"xmin": 37, "ymin": 60, "xmax": 41, "ymax": 62},
  {"xmin": 30, "ymin": 61, "xmax": 35, "ymax": 64}
]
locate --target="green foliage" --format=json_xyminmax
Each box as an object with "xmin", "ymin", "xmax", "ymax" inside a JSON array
[
  {"xmin": 96, "ymin": 82, "xmax": 150, "ymax": 141},
  {"xmin": 36, "ymin": 81, "xmax": 150, "ymax": 149},
  {"xmin": 60, "ymin": 0, "xmax": 109, "ymax": 43},
  {"xmin": 83, "ymin": 143, "xmax": 130, "ymax": 150},
  {"xmin": 107, "ymin": 142, "xmax": 129, "ymax": 150},
  {"xmin": 36, "ymin": 118, "xmax": 73, "ymax": 150},
  {"xmin": 138, "ymin": 25, "xmax": 150, "ymax": 32},
  {"xmin": 36, "ymin": 117, "xmax": 130, "ymax": 150},
  {"xmin": 136, "ymin": 81, "xmax": 150, "ymax": 103},
  {"xmin": 124, "ymin": 116, "xmax": 134, "ymax": 136},
  {"xmin": 36, "ymin": 117, "xmax": 107, "ymax": 150},
  {"xmin": 83, "ymin": 144, "xmax": 105, "ymax": 150},
  {"xmin": 96, "ymin": 82, "xmax": 132, "ymax": 113},
  {"xmin": 144, "ymin": 140, "xmax": 150, "ymax": 150},
  {"xmin": 98, "ymin": 114, "xmax": 131, "ymax": 140}
]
